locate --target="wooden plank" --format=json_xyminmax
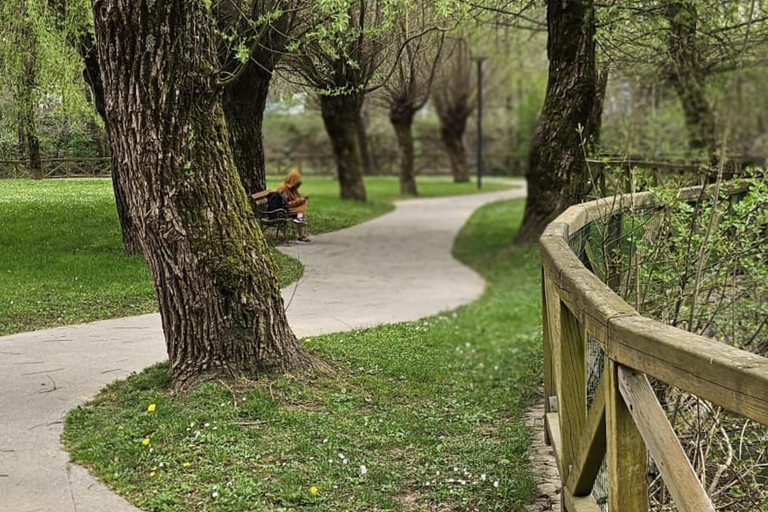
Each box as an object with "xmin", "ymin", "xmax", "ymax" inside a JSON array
[
  {"xmin": 567, "ymin": 375, "xmax": 606, "ymax": 496},
  {"xmin": 544, "ymin": 274, "xmax": 563, "ymax": 428},
  {"xmin": 542, "ymin": 270, "xmax": 555, "ymax": 416},
  {"xmin": 617, "ymin": 366, "xmax": 716, "ymax": 512},
  {"xmin": 605, "ymin": 358, "xmax": 648, "ymax": 511},
  {"xmin": 609, "ymin": 315, "xmax": 768, "ymax": 425},
  {"xmin": 563, "ymin": 487, "xmax": 602, "ymax": 512},
  {"xmin": 558, "ymin": 303, "xmax": 587, "ymax": 485},
  {"xmin": 545, "ymin": 412, "xmax": 563, "ymax": 472},
  {"xmin": 558, "ymin": 267, "xmax": 636, "ymax": 346}
]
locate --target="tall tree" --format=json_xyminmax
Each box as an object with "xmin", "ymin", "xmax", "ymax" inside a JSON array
[
  {"xmin": 432, "ymin": 38, "xmax": 476, "ymax": 183},
  {"xmin": 217, "ymin": 0, "xmax": 302, "ymax": 194},
  {"xmin": 287, "ymin": 0, "xmax": 440, "ymax": 200},
  {"xmin": 381, "ymin": 19, "xmax": 443, "ymax": 195},
  {"xmin": 515, "ymin": 0, "xmax": 597, "ymax": 244},
  {"xmin": 287, "ymin": 0, "xmax": 383, "ymax": 201},
  {"xmin": 664, "ymin": 2, "xmax": 716, "ymax": 157},
  {"xmin": 90, "ymin": 0, "xmax": 318, "ymax": 390},
  {"xmin": 7, "ymin": 0, "xmax": 44, "ymax": 179},
  {"xmin": 598, "ymin": 0, "xmax": 768, "ymax": 159}
]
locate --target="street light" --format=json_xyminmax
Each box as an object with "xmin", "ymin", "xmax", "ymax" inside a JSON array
[{"xmin": 475, "ymin": 56, "xmax": 486, "ymax": 190}]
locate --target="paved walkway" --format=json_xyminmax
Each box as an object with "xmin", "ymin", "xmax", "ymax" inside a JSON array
[{"xmin": 0, "ymin": 185, "xmax": 526, "ymax": 512}]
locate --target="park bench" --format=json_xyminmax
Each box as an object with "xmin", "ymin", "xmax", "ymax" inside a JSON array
[{"xmin": 250, "ymin": 189, "xmax": 293, "ymax": 241}]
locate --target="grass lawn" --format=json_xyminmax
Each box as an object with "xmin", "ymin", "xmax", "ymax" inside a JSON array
[
  {"xmin": 63, "ymin": 197, "xmax": 543, "ymax": 512},
  {"xmin": 0, "ymin": 176, "xmax": 513, "ymax": 336}
]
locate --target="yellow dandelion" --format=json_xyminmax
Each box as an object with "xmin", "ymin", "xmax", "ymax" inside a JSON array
[
  {"xmin": 149, "ymin": 471, "xmax": 156, "ymax": 477},
  {"xmin": 147, "ymin": 403, "xmax": 156, "ymax": 412},
  {"xmin": 310, "ymin": 486, "xmax": 318, "ymax": 495},
  {"xmin": 142, "ymin": 437, "xmax": 151, "ymax": 446},
  {"xmin": 183, "ymin": 462, "xmax": 191, "ymax": 468},
  {"xmin": 304, "ymin": 338, "xmax": 311, "ymax": 343},
  {"xmin": 117, "ymin": 425, "xmax": 124, "ymax": 430}
]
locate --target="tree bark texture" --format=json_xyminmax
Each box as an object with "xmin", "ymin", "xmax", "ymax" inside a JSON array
[
  {"xmin": 665, "ymin": 2, "xmax": 716, "ymax": 157},
  {"xmin": 319, "ymin": 94, "xmax": 367, "ymax": 201},
  {"xmin": 439, "ymin": 115, "xmax": 470, "ymax": 183},
  {"xmin": 357, "ymin": 106, "xmax": 378, "ymax": 176},
  {"xmin": 80, "ymin": 33, "xmax": 142, "ymax": 256},
  {"xmin": 390, "ymin": 106, "xmax": 418, "ymax": 196},
  {"xmin": 91, "ymin": 0, "xmax": 317, "ymax": 390},
  {"xmin": 515, "ymin": 0, "xmax": 597, "ymax": 244},
  {"xmin": 222, "ymin": 66, "xmax": 270, "ymax": 194}
]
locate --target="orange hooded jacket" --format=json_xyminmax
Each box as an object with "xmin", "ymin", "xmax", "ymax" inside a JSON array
[{"xmin": 276, "ymin": 170, "xmax": 307, "ymax": 215}]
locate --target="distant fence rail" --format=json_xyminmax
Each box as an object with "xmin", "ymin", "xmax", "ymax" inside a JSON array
[
  {"xmin": 539, "ymin": 181, "xmax": 765, "ymax": 511},
  {"xmin": 0, "ymin": 157, "xmax": 111, "ymax": 179},
  {"xmin": 0, "ymin": 150, "xmax": 519, "ymax": 180}
]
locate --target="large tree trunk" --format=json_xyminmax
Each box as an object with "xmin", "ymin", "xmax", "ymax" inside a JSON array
[
  {"xmin": 91, "ymin": 0, "xmax": 318, "ymax": 390},
  {"xmin": 80, "ymin": 34, "xmax": 142, "ymax": 256},
  {"xmin": 665, "ymin": 2, "xmax": 716, "ymax": 158},
  {"xmin": 390, "ymin": 107, "xmax": 418, "ymax": 196},
  {"xmin": 357, "ymin": 106, "xmax": 377, "ymax": 176},
  {"xmin": 319, "ymin": 94, "xmax": 367, "ymax": 201},
  {"xmin": 515, "ymin": 0, "xmax": 597, "ymax": 244},
  {"xmin": 222, "ymin": 64, "xmax": 271, "ymax": 194},
  {"xmin": 439, "ymin": 116, "xmax": 470, "ymax": 183}
]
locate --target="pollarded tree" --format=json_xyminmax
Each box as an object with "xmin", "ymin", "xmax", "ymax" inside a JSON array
[
  {"xmin": 380, "ymin": 16, "xmax": 444, "ymax": 196},
  {"xmin": 217, "ymin": 0, "xmax": 306, "ymax": 194},
  {"xmin": 285, "ymin": 0, "xmax": 444, "ymax": 200},
  {"xmin": 90, "ymin": 0, "xmax": 319, "ymax": 390},
  {"xmin": 285, "ymin": 1, "xmax": 390, "ymax": 200},
  {"xmin": 432, "ymin": 38, "xmax": 476, "ymax": 183}
]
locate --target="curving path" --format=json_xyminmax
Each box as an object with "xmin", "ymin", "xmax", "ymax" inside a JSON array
[{"xmin": 0, "ymin": 184, "xmax": 526, "ymax": 512}]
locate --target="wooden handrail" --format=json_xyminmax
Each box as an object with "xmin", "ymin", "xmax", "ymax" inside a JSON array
[{"xmin": 539, "ymin": 181, "xmax": 764, "ymax": 511}]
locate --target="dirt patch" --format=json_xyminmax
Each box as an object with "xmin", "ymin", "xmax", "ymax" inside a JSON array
[{"xmin": 524, "ymin": 404, "xmax": 561, "ymax": 511}]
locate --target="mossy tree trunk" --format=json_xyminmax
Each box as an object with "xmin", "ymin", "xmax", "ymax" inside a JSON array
[
  {"xmin": 390, "ymin": 106, "xmax": 418, "ymax": 196},
  {"xmin": 91, "ymin": 0, "xmax": 318, "ymax": 390},
  {"xmin": 665, "ymin": 2, "xmax": 716, "ymax": 158},
  {"xmin": 515, "ymin": 0, "xmax": 597, "ymax": 244},
  {"xmin": 439, "ymin": 115, "xmax": 470, "ymax": 183},
  {"xmin": 222, "ymin": 67, "xmax": 271, "ymax": 194},
  {"xmin": 319, "ymin": 93, "xmax": 367, "ymax": 201},
  {"xmin": 80, "ymin": 34, "xmax": 142, "ymax": 256}
]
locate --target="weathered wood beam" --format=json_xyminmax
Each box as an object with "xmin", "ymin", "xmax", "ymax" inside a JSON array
[
  {"xmin": 606, "ymin": 359, "xmax": 648, "ymax": 511},
  {"xmin": 617, "ymin": 366, "xmax": 716, "ymax": 512},
  {"xmin": 567, "ymin": 375, "xmax": 606, "ymax": 496}
]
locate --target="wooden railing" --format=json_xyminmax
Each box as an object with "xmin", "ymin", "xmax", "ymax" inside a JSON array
[
  {"xmin": 0, "ymin": 157, "xmax": 111, "ymax": 179},
  {"xmin": 539, "ymin": 183, "xmax": 767, "ymax": 511}
]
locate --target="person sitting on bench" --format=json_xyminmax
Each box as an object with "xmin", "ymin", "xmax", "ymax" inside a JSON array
[{"xmin": 277, "ymin": 169, "xmax": 311, "ymax": 243}]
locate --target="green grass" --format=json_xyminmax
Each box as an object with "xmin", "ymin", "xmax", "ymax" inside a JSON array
[
  {"xmin": 0, "ymin": 177, "xmax": 514, "ymax": 336},
  {"xmin": 63, "ymin": 198, "xmax": 543, "ymax": 512}
]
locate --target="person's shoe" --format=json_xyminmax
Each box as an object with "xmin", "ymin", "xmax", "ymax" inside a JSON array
[
  {"xmin": 292, "ymin": 217, "xmax": 306, "ymax": 224},
  {"xmin": 296, "ymin": 236, "xmax": 312, "ymax": 243}
]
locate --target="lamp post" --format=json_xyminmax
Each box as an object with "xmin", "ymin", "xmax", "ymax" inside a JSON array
[{"xmin": 475, "ymin": 56, "xmax": 486, "ymax": 190}]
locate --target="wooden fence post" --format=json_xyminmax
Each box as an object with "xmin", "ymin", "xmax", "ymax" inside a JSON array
[{"xmin": 606, "ymin": 358, "xmax": 648, "ymax": 511}]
